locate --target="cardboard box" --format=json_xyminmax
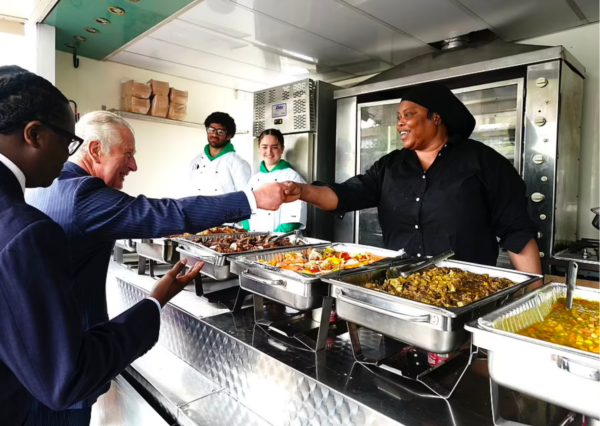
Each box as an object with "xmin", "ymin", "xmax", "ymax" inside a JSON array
[
  {"xmin": 169, "ymin": 88, "xmax": 188, "ymax": 105},
  {"xmin": 121, "ymin": 95, "xmax": 150, "ymax": 114},
  {"xmin": 167, "ymin": 103, "xmax": 187, "ymax": 121},
  {"xmin": 149, "ymin": 94, "xmax": 168, "ymax": 118},
  {"xmin": 147, "ymin": 79, "xmax": 170, "ymax": 97},
  {"xmin": 121, "ymin": 80, "xmax": 151, "ymax": 100}
]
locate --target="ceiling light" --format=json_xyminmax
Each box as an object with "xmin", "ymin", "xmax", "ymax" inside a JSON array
[
  {"xmin": 94, "ymin": 17, "xmax": 111, "ymax": 25},
  {"xmin": 85, "ymin": 27, "xmax": 100, "ymax": 34},
  {"xmin": 73, "ymin": 35, "xmax": 87, "ymax": 42},
  {"xmin": 64, "ymin": 43, "xmax": 77, "ymax": 49},
  {"xmin": 108, "ymin": 6, "xmax": 126, "ymax": 15}
]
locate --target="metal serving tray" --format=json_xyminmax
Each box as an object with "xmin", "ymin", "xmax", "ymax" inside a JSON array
[
  {"xmin": 134, "ymin": 238, "xmax": 179, "ymax": 264},
  {"xmin": 229, "ymin": 243, "xmax": 399, "ymax": 310},
  {"xmin": 323, "ymin": 260, "xmax": 542, "ymax": 353},
  {"xmin": 174, "ymin": 233, "xmax": 328, "ymax": 281},
  {"xmin": 466, "ymin": 283, "xmax": 600, "ymax": 419}
]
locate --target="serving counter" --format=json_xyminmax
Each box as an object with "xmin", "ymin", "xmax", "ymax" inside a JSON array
[{"xmin": 106, "ymin": 261, "xmax": 580, "ymax": 426}]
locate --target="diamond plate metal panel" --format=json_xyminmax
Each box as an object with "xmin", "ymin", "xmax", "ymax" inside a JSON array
[
  {"xmin": 113, "ymin": 279, "xmax": 401, "ymax": 426},
  {"xmin": 179, "ymin": 391, "xmax": 271, "ymax": 426}
]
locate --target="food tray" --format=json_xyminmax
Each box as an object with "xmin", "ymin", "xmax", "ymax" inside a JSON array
[
  {"xmin": 231, "ymin": 243, "xmax": 404, "ymax": 280},
  {"xmin": 175, "ymin": 233, "xmax": 329, "ymax": 281},
  {"xmin": 229, "ymin": 243, "xmax": 397, "ymax": 311},
  {"xmin": 466, "ymin": 283, "xmax": 600, "ymax": 418},
  {"xmin": 323, "ymin": 260, "xmax": 542, "ymax": 353}
]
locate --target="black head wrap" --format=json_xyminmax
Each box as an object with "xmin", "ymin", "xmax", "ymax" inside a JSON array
[{"xmin": 402, "ymin": 82, "xmax": 476, "ymax": 138}]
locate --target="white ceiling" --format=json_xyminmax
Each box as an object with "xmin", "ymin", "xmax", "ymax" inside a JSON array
[
  {"xmin": 0, "ymin": 0, "xmax": 56, "ymax": 22},
  {"xmin": 108, "ymin": 0, "xmax": 598, "ymax": 92}
]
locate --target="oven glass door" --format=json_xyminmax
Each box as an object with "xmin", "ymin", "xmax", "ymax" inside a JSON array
[{"xmin": 355, "ymin": 79, "xmax": 524, "ymax": 250}]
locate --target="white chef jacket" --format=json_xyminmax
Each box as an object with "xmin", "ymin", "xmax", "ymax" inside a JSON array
[
  {"xmin": 189, "ymin": 143, "xmax": 252, "ymax": 195},
  {"xmin": 245, "ymin": 160, "xmax": 307, "ymax": 232}
]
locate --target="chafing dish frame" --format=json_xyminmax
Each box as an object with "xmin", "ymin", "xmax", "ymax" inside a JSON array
[
  {"xmin": 323, "ymin": 260, "xmax": 543, "ymax": 354},
  {"xmin": 133, "ymin": 238, "xmax": 180, "ymax": 278},
  {"xmin": 175, "ymin": 232, "xmax": 268, "ymax": 280},
  {"xmin": 466, "ymin": 283, "xmax": 600, "ymax": 421},
  {"xmin": 229, "ymin": 243, "xmax": 399, "ymax": 352},
  {"xmin": 229, "ymin": 243, "xmax": 401, "ymax": 310}
]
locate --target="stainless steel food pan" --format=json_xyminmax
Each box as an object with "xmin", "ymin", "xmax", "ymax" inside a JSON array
[
  {"xmin": 466, "ymin": 283, "xmax": 600, "ymax": 418},
  {"xmin": 324, "ymin": 260, "xmax": 542, "ymax": 353},
  {"xmin": 134, "ymin": 238, "xmax": 179, "ymax": 264},
  {"xmin": 175, "ymin": 234, "xmax": 328, "ymax": 281},
  {"xmin": 229, "ymin": 243, "xmax": 399, "ymax": 311}
]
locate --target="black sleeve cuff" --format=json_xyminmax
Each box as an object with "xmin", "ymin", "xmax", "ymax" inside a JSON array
[{"xmin": 500, "ymin": 229, "xmax": 537, "ymax": 254}]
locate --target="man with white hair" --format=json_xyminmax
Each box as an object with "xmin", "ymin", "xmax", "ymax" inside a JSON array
[{"xmin": 25, "ymin": 110, "xmax": 285, "ymax": 425}]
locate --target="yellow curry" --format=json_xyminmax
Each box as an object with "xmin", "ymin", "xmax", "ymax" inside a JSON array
[{"xmin": 517, "ymin": 298, "xmax": 599, "ymax": 354}]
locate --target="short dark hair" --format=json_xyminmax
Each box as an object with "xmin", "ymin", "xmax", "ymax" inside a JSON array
[
  {"xmin": 0, "ymin": 65, "xmax": 70, "ymax": 135},
  {"xmin": 257, "ymin": 128, "xmax": 284, "ymax": 147},
  {"xmin": 204, "ymin": 112, "xmax": 236, "ymax": 137},
  {"xmin": 426, "ymin": 110, "xmax": 435, "ymax": 120}
]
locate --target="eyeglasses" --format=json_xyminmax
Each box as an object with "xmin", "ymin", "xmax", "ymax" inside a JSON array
[
  {"xmin": 37, "ymin": 121, "xmax": 84, "ymax": 155},
  {"xmin": 206, "ymin": 127, "xmax": 227, "ymax": 137}
]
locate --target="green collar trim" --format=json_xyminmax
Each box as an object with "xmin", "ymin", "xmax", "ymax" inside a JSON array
[
  {"xmin": 260, "ymin": 159, "xmax": 292, "ymax": 173},
  {"xmin": 204, "ymin": 142, "xmax": 235, "ymax": 161}
]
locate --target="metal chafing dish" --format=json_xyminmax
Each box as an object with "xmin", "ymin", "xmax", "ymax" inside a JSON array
[
  {"xmin": 174, "ymin": 233, "xmax": 328, "ymax": 281},
  {"xmin": 133, "ymin": 238, "xmax": 179, "ymax": 264},
  {"xmin": 323, "ymin": 260, "xmax": 542, "ymax": 353},
  {"xmin": 229, "ymin": 243, "xmax": 399, "ymax": 310},
  {"xmin": 229, "ymin": 243, "xmax": 398, "ymax": 351},
  {"xmin": 466, "ymin": 283, "xmax": 600, "ymax": 421}
]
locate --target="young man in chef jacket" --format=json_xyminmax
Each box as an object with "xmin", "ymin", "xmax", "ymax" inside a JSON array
[
  {"xmin": 243, "ymin": 128, "xmax": 307, "ymax": 232},
  {"xmin": 189, "ymin": 112, "xmax": 251, "ymax": 195}
]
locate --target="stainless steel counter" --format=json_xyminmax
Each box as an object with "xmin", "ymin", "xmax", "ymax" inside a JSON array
[{"xmin": 107, "ymin": 262, "xmax": 577, "ymax": 426}]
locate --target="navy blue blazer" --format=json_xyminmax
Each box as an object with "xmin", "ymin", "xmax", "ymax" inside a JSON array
[
  {"xmin": 0, "ymin": 162, "xmax": 160, "ymax": 426},
  {"xmin": 26, "ymin": 162, "xmax": 251, "ymax": 408}
]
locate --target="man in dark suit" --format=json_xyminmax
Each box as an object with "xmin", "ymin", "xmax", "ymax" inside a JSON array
[
  {"xmin": 0, "ymin": 66, "xmax": 206, "ymax": 426},
  {"xmin": 25, "ymin": 112, "xmax": 287, "ymax": 423}
]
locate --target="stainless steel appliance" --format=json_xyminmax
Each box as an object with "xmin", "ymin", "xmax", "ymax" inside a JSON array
[
  {"xmin": 252, "ymin": 78, "xmax": 338, "ymax": 241},
  {"xmin": 333, "ymin": 33, "xmax": 585, "ymax": 273},
  {"xmin": 551, "ymin": 238, "xmax": 600, "ymax": 280},
  {"xmin": 228, "ymin": 243, "xmax": 398, "ymax": 351},
  {"xmin": 323, "ymin": 260, "xmax": 541, "ymax": 353},
  {"xmin": 466, "ymin": 283, "xmax": 600, "ymax": 422}
]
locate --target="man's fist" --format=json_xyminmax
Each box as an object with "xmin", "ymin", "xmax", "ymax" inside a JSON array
[{"xmin": 253, "ymin": 182, "xmax": 285, "ymax": 211}]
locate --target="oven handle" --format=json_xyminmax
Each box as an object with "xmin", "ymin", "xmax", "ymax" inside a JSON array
[
  {"xmin": 336, "ymin": 290, "xmax": 434, "ymax": 324},
  {"xmin": 241, "ymin": 269, "xmax": 285, "ymax": 287},
  {"xmin": 556, "ymin": 356, "xmax": 600, "ymax": 381}
]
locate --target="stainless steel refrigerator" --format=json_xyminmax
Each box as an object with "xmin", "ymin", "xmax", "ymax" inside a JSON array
[
  {"xmin": 252, "ymin": 78, "xmax": 338, "ymax": 241},
  {"xmin": 333, "ymin": 34, "xmax": 585, "ymax": 273}
]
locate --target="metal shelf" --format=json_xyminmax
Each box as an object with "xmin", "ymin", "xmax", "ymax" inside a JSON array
[
  {"xmin": 107, "ymin": 109, "xmax": 204, "ymax": 129},
  {"xmin": 105, "ymin": 109, "xmax": 250, "ymax": 134}
]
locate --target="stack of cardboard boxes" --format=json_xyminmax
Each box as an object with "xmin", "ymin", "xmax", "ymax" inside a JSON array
[{"xmin": 120, "ymin": 79, "xmax": 188, "ymax": 121}]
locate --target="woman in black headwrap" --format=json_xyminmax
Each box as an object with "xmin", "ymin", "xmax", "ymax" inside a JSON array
[{"xmin": 282, "ymin": 82, "xmax": 541, "ymax": 274}]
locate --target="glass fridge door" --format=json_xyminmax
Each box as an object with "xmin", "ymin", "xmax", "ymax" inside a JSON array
[{"xmin": 355, "ymin": 79, "xmax": 524, "ymax": 248}]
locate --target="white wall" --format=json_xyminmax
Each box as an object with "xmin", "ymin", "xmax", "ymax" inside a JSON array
[
  {"xmin": 519, "ymin": 23, "xmax": 599, "ymax": 239},
  {"xmin": 54, "ymin": 50, "xmax": 254, "ymax": 199}
]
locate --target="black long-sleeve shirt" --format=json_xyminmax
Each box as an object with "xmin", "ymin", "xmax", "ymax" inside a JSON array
[{"xmin": 321, "ymin": 136, "xmax": 537, "ymax": 266}]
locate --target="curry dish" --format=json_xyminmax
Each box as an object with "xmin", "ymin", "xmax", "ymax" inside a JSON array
[
  {"xmin": 364, "ymin": 266, "xmax": 516, "ymax": 308},
  {"xmin": 517, "ymin": 298, "xmax": 599, "ymax": 354}
]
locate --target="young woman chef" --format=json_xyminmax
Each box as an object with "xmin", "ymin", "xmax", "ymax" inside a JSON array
[{"xmin": 242, "ymin": 129, "xmax": 307, "ymax": 232}]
